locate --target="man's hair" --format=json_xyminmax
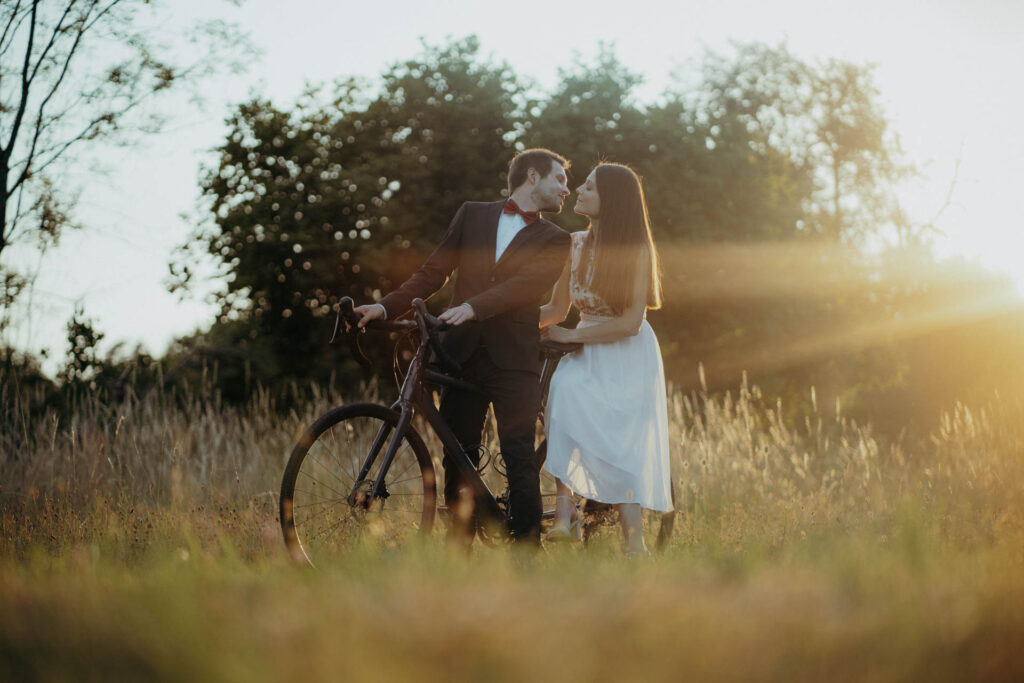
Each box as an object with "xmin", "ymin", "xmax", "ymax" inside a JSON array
[{"xmin": 507, "ymin": 148, "xmax": 569, "ymax": 193}]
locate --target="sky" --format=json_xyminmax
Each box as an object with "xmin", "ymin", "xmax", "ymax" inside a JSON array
[{"xmin": 4, "ymin": 0, "xmax": 1023, "ymax": 376}]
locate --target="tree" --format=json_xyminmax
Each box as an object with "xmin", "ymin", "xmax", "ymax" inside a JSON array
[
  {"xmin": 0, "ymin": 0, "xmax": 248, "ymax": 329},
  {"xmin": 525, "ymin": 45, "xmax": 811, "ymax": 242},
  {"xmin": 59, "ymin": 302, "xmax": 102, "ymax": 387},
  {"xmin": 178, "ymin": 37, "xmax": 524, "ymax": 390},
  {"xmin": 694, "ymin": 42, "xmax": 912, "ymax": 245}
]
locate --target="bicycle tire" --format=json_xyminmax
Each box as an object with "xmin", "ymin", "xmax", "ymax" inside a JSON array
[{"xmin": 280, "ymin": 402, "xmax": 437, "ymax": 566}]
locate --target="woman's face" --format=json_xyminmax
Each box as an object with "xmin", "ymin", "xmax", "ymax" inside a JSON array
[{"xmin": 574, "ymin": 170, "xmax": 600, "ymax": 219}]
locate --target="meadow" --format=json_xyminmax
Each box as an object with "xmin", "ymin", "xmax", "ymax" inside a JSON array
[{"xmin": 2, "ymin": 376, "xmax": 1023, "ymax": 682}]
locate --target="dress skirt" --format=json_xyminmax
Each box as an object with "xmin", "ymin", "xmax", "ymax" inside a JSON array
[{"xmin": 544, "ymin": 314, "xmax": 674, "ymax": 512}]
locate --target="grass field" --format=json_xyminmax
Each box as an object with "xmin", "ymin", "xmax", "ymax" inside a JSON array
[{"xmin": 2, "ymin": 379, "xmax": 1023, "ymax": 681}]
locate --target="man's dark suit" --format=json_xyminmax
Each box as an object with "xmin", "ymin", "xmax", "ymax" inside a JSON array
[{"xmin": 379, "ymin": 200, "xmax": 571, "ymax": 541}]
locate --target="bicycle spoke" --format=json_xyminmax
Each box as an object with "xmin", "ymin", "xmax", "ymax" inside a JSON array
[
  {"xmin": 308, "ymin": 514, "xmax": 353, "ymax": 544},
  {"xmin": 346, "ymin": 422, "xmax": 392, "ymax": 482},
  {"xmin": 387, "ymin": 452, "xmax": 417, "ymax": 480},
  {"xmin": 292, "ymin": 487, "xmax": 347, "ymax": 501},
  {"xmin": 295, "ymin": 501, "xmax": 346, "ymax": 530},
  {"xmin": 292, "ymin": 497, "xmax": 347, "ymax": 510},
  {"xmin": 306, "ymin": 446, "xmax": 358, "ymax": 490},
  {"xmin": 305, "ymin": 447, "xmax": 354, "ymax": 487},
  {"xmin": 327, "ymin": 427, "xmax": 362, "ymax": 484},
  {"xmin": 292, "ymin": 497, "xmax": 347, "ymax": 515},
  {"xmin": 296, "ymin": 469, "xmax": 348, "ymax": 500},
  {"xmin": 388, "ymin": 473, "xmax": 426, "ymax": 487}
]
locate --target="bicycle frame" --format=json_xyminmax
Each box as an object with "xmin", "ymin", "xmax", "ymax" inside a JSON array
[{"xmin": 352, "ymin": 311, "xmax": 506, "ymax": 524}]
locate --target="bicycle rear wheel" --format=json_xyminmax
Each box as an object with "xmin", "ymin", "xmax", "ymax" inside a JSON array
[{"xmin": 280, "ymin": 402, "xmax": 436, "ymax": 566}]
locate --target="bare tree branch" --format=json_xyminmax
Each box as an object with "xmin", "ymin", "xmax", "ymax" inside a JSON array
[
  {"xmin": 6, "ymin": 199, "xmax": 29, "ymax": 246},
  {"xmin": 80, "ymin": 0, "xmax": 122, "ymax": 36},
  {"xmin": 2, "ymin": 0, "xmax": 38, "ymax": 166},
  {"xmin": 24, "ymin": 1, "xmax": 79, "ymax": 90},
  {"xmin": 924, "ymin": 150, "xmax": 961, "ymax": 233},
  {"xmin": 0, "ymin": 1, "xmax": 29, "ymax": 63},
  {"xmin": 6, "ymin": 178, "xmax": 27, "ymax": 243},
  {"xmin": 0, "ymin": 0, "xmax": 251, "ymax": 269},
  {"xmin": 11, "ymin": 2, "xmax": 93, "ymax": 194}
]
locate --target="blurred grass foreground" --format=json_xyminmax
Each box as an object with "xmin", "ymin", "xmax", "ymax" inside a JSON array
[{"xmin": 1, "ymin": 377, "xmax": 1023, "ymax": 682}]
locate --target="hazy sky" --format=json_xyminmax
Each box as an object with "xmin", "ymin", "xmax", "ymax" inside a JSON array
[{"xmin": 5, "ymin": 0, "xmax": 1023, "ymax": 375}]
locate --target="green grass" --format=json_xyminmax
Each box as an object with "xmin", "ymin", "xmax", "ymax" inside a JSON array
[{"xmin": 2, "ymin": 381, "xmax": 1023, "ymax": 681}]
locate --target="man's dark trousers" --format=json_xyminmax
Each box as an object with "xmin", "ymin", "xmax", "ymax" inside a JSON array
[{"xmin": 440, "ymin": 347, "xmax": 542, "ymax": 543}]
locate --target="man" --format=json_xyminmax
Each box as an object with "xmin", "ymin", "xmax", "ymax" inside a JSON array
[{"xmin": 354, "ymin": 148, "xmax": 572, "ymax": 545}]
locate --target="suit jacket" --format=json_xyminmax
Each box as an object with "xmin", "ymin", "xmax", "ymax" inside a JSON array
[{"xmin": 379, "ymin": 200, "xmax": 571, "ymax": 374}]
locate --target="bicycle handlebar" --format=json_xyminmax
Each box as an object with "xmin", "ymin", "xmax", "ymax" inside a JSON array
[
  {"xmin": 333, "ymin": 297, "xmax": 416, "ymax": 337},
  {"xmin": 332, "ymin": 296, "xmax": 461, "ymax": 374}
]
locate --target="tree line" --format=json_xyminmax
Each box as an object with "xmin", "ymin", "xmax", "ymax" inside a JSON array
[{"xmin": 4, "ymin": 36, "xmax": 1023, "ymax": 443}]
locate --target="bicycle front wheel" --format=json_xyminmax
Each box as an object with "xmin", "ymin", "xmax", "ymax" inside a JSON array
[{"xmin": 280, "ymin": 402, "xmax": 436, "ymax": 566}]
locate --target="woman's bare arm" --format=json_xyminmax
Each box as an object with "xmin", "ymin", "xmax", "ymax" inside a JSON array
[
  {"xmin": 539, "ymin": 254, "xmax": 572, "ymax": 328},
  {"xmin": 544, "ymin": 248, "xmax": 649, "ymax": 344}
]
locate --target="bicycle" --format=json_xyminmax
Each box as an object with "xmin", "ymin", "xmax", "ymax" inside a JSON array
[{"xmin": 279, "ymin": 296, "xmax": 674, "ymax": 566}]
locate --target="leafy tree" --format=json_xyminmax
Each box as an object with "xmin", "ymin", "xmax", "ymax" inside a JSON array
[
  {"xmin": 641, "ymin": 100, "xmax": 810, "ymax": 244},
  {"xmin": 527, "ymin": 45, "xmax": 645, "ymax": 192},
  {"xmin": 695, "ymin": 42, "xmax": 912, "ymax": 245},
  {"xmin": 637, "ymin": 44, "xmax": 922, "ymax": 410},
  {"xmin": 526, "ymin": 45, "xmax": 810, "ymax": 242},
  {"xmin": 524, "ymin": 45, "xmax": 875, "ymax": 404},
  {"xmin": 522, "ymin": 47, "xmax": 812, "ymax": 385},
  {"xmin": 362, "ymin": 37, "xmax": 524, "ymax": 245},
  {"xmin": 178, "ymin": 37, "xmax": 524, "ymax": 391},
  {"xmin": 60, "ymin": 303, "xmax": 103, "ymax": 388},
  {"xmin": 56, "ymin": 304, "xmax": 158, "ymax": 405}
]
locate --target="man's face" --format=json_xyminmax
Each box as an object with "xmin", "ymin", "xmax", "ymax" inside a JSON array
[{"xmin": 530, "ymin": 160, "xmax": 570, "ymax": 213}]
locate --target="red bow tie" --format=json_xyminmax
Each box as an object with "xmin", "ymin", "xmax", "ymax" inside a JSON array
[{"xmin": 503, "ymin": 199, "xmax": 539, "ymax": 224}]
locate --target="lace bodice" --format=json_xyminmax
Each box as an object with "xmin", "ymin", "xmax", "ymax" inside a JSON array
[{"xmin": 569, "ymin": 231, "xmax": 616, "ymax": 317}]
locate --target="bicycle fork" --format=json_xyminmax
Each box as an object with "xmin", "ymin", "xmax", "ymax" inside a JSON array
[{"xmin": 349, "ymin": 335, "xmax": 427, "ymax": 509}]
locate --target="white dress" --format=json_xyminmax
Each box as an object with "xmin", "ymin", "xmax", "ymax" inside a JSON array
[{"xmin": 544, "ymin": 231, "xmax": 674, "ymax": 512}]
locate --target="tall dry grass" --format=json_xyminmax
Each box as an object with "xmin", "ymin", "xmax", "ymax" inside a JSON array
[
  {"xmin": 2, "ymin": 375, "xmax": 1023, "ymax": 681},
  {"xmin": 3, "ymin": 372, "xmax": 1022, "ymax": 548},
  {"xmin": 2, "ymin": 381, "xmax": 369, "ymax": 508},
  {"xmin": 670, "ymin": 372, "xmax": 1024, "ymax": 553}
]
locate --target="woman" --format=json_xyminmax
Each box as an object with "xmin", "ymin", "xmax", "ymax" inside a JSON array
[{"xmin": 540, "ymin": 163, "xmax": 672, "ymax": 555}]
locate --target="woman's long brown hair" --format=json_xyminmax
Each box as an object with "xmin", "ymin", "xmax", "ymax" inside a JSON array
[{"xmin": 584, "ymin": 163, "xmax": 663, "ymax": 314}]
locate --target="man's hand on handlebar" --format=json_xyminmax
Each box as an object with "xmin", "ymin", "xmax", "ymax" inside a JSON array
[
  {"xmin": 352, "ymin": 303, "xmax": 386, "ymax": 329},
  {"xmin": 438, "ymin": 303, "xmax": 476, "ymax": 326}
]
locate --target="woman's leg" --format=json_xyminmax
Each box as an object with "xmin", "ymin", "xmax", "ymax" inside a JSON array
[
  {"xmin": 548, "ymin": 478, "xmax": 580, "ymax": 540},
  {"xmin": 616, "ymin": 503, "xmax": 647, "ymax": 555}
]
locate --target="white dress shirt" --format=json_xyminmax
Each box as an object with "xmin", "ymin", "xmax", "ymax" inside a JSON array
[{"xmin": 495, "ymin": 210, "xmax": 528, "ymax": 263}]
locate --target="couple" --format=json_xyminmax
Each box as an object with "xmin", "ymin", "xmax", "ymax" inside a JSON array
[{"xmin": 353, "ymin": 148, "xmax": 672, "ymax": 554}]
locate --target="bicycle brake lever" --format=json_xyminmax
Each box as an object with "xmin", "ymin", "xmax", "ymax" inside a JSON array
[
  {"xmin": 334, "ymin": 297, "xmax": 371, "ymax": 368},
  {"xmin": 329, "ymin": 308, "xmax": 345, "ymax": 345}
]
